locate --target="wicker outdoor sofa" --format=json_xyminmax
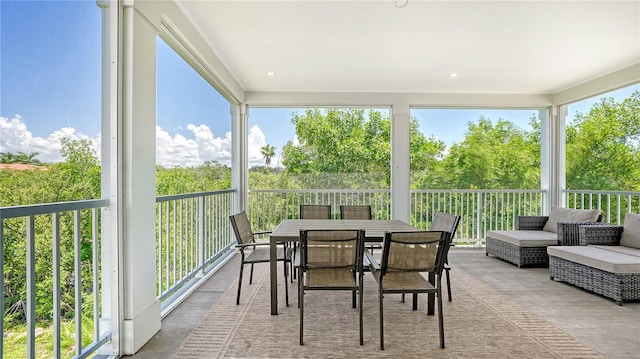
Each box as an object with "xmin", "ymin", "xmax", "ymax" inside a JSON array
[
  {"xmin": 486, "ymin": 208, "xmax": 602, "ymax": 267},
  {"xmin": 548, "ymin": 212, "xmax": 640, "ymax": 305}
]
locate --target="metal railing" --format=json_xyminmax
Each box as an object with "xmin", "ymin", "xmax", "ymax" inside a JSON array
[
  {"xmin": 248, "ymin": 189, "xmax": 547, "ymax": 245},
  {"xmin": 410, "ymin": 189, "xmax": 545, "ymax": 244},
  {"xmin": 155, "ymin": 190, "xmax": 236, "ymax": 306},
  {"xmin": 2, "ymin": 188, "xmax": 636, "ymax": 357},
  {"xmin": 564, "ymin": 190, "xmax": 640, "ymax": 225},
  {"xmin": 0, "ymin": 200, "xmax": 111, "ymax": 359}
]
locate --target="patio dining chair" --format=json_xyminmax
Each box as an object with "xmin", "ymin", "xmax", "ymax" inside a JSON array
[
  {"xmin": 340, "ymin": 205, "xmax": 381, "ymax": 252},
  {"xmin": 300, "ymin": 204, "xmax": 332, "ymax": 219},
  {"xmin": 298, "ymin": 229, "xmax": 365, "ymax": 345},
  {"xmin": 402, "ymin": 211, "xmax": 460, "ymax": 304},
  {"xmin": 230, "ymin": 211, "xmax": 291, "ymax": 306},
  {"xmin": 430, "ymin": 212, "xmax": 461, "ymax": 301},
  {"xmin": 294, "ymin": 205, "xmax": 333, "ymax": 280},
  {"xmin": 367, "ymin": 230, "xmax": 450, "ymax": 350}
]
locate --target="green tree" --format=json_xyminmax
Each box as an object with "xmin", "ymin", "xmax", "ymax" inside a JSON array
[
  {"xmin": 418, "ymin": 116, "xmax": 540, "ymax": 189},
  {"xmin": 566, "ymin": 91, "xmax": 640, "ymax": 191},
  {"xmin": 281, "ymin": 108, "xmax": 393, "ymax": 188},
  {"xmin": 260, "ymin": 144, "xmax": 276, "ymax": 167},
  {"xmin": 0, "ymin": 151, "xmax": 42, "ymax": 165}
]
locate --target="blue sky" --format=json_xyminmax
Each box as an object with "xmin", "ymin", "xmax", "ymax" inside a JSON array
[{"xmin": 1, "ymin": 1, "xmax": 638, "ymax": 167}]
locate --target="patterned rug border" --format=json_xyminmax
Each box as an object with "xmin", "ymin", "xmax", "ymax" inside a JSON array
[{"xmin": 172, "ymin": 264, "xmax": 605, "ymax": 359}]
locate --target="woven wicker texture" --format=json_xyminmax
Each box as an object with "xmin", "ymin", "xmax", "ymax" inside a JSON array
[
  {"xmin": 171, "ymin": 262, "xmax": 606, "ymax": 359},
  {"xmin": 487, "ymin": 215, "xmax": 604, "ymax": 267},
  {"xmin": 549, "ymin": 253, "xmax": 640, "ymax": 304},
  {"xmin": 579, "ymin": 224, "xmax": 624, "ymax": 246}
]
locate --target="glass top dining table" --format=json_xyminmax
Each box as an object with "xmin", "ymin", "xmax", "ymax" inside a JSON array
[{"xmin": 268, "ymin": 219, "xmax": 421, "ymax": 315}]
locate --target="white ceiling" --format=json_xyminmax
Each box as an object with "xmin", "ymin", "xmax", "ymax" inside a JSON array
[{"xmin": 177, "ymin": 0, "xmax": 640, "ymax": 95}]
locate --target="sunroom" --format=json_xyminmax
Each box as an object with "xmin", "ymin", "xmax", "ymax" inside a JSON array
[{"xmin": 0, "ymin": 1, "xmax": 639, "ymax": 358}]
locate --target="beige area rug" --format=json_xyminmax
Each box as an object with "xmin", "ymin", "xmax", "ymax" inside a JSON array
[{"xmin": 172, "ymin": 263, "xmax": 605, "ymax": 359}]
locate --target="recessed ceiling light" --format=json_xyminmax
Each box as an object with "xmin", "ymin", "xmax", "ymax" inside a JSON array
[
  {"xmin": 267, "ymin": 71, "xmax": 275, "ymax": 77},
  {"xmin": 394, "ymin": 0, "xmax": 408, "ymax": 8},
  {"xmin": 449, "ymin": 73, "xmax": 459, "ymax": 79}
]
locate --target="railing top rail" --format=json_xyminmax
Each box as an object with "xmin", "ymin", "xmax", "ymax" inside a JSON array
[
  {"xmin": 563, "ymin": 189, "xmax": 640, "ymax": 196},
  {"xmin": 411, "ymin": 189, "xmax": 546, "ymax": 194},
  {"xmin": 249, "ymin": 189, "xmax": 390, "ymax": 194},
  {"xmin": 156, "ymin": 189, "xmax": 235, "ymax": 203},
  {"xmin": 0, "ymin": 198, "xmax": 109, "ymax": 220}
]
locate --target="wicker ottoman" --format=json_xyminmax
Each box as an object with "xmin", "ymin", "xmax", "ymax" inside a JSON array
[
  {"xmin": 486, "ymin": 231, "xmax": 556, "ymax": 267},
  {"xmin": 548, "ymin": 246, "xmax": 640, "ymax": 305}
]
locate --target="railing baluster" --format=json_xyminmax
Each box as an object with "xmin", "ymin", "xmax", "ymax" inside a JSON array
[
  {"xmin": 27, "ymin": 215, "xmax": 36, "ymax": 358},
  {"xmin": 52, "ymin": 213, "xmax": 61, "ymax": 359},
  {"xmin": 92, "ymin": 208, "xmax": 100, "ymax": 343},
  {"xmin": 74, "ymin": 210, "xmax": 82, "ymax": 357}
]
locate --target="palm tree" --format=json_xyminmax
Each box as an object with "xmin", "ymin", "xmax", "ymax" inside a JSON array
[
  {"xmin": 260, "ymin": 145, "xmax": 276, "ymax": 167},
  {"xmin": 0, "ymin": 152, "xmax": 16, "ymax": 164},
  {"xmin": 0, "ymin": 151, "xmax": 42, "ymax": 165}
]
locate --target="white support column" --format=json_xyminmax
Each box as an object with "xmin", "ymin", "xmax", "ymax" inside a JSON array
[
  {"xmin": 98, "ymin": 0, "xmax": 122, "ymax": 355},
  {"xmin": 541, "ymin": 105, "xmax": 566, "ymax": 213},
  {"xmin": 391, "ymin": 103, "xmax": 411, "ymax": 222},
  {"xmin": 119, "ymin": 1, "xmax": 160, "ymax": 354},
  {"xmin": 556, "ymin": 105, "xmax": 567, "ymax": 208},
  {"xmin": 232, "ymin": 103, "xmax": 248, "ymax": 213}
]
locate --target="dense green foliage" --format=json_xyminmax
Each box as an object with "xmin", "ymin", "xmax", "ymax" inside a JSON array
[{"xmin": 566, "ymin": 93, "xmax": 640, "ymax": 190}]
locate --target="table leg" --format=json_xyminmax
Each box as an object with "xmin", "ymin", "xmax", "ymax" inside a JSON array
[
  {"xmin": 270, "ymin": 237, "xmax": 278, "ymax": 315},
  {"xmin": 427, "ymin": 272, "xmax": 435, "ymax": 315}
]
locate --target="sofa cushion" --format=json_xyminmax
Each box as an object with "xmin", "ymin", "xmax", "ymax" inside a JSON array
[
  {"xmin": 588, "ymin": 245, "xmax": 640, "ymax": 258},
  {"xmin": 547, "ymin": 246, "xmax": 640, "ymax": 274},
  {"xmin": 486, "ymin": 230, "xmax": 558, "ymax": 247},
  {"xmin": 620, "ymin": 213, "xmax": 640, "ymax": 249},
  {"xmin": 543, "ymin": 207, "xmax": 600, "ymax": 233}
]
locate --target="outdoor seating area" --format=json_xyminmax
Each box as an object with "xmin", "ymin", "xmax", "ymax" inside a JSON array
[
  {"xmin": 485, "ymin": 207, "xmax": 602, "ymax": 267},
  {"xmin": 548, "ymin": 212, "xmax": 640, "ymax": 305},
  {"xmin": 128, "ymin": 247, "xmax": 640, "ymax": 359}
]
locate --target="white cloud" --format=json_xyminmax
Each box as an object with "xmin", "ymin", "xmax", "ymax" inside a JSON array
[
  {"xmin": 0, "ymin": 115, "xmax": 99, "ymax": 163},
  {"xmin": 1, "ymin": 115, "xmax": 270, "ymax": 168},
  {"xmin": 248, "ymin": 124, "xmax": 267, "ymax": 167}
]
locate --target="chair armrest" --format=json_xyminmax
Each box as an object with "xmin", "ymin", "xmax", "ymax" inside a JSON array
[
  {"xmin": 516, "ymin": 216, "xmax": 548, "ymax": 230},
  {"xmin": 364, "ymin": 250, "xmax": 380, "ymax": 271},
  {"xmin": 253, "ymin": 231, "xmax": 272, "ymax": 240},
  {"xmin": 236, "ymin": 242, "xmax": 270, "ymax": 248},
  {"xmin": 557, "ymin": 221, "xmax": 603, "ymax": 246},
  {"xmin": 578, "ymin": 225, "xmax": 623, "ymax": 246}
]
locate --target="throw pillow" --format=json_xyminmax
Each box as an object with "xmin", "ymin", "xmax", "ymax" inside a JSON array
[
  {"xmin": 620, "ymin": 213, "xmax": 640, "ymax": 249},
  {"xmin": 542, "ymin": 207, "xmax": 600, "ymax": 233}
]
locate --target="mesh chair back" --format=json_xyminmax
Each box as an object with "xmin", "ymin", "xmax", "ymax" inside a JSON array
[
  {"xmin": 382, "ymin": 231, "xmax": 448, "ymax": 274},
  {"xmin": 430, "ymin": 212, "xmax": 461, "ymax": 241},
  {"xmin": 230, "ymin": 211, "xmax": 254, "ymax": 245},
  {"xmin": 340, "ymin": 205, "xmax": 372, "ymax": 220},
  {"xmin": 301, "ymin": 230, "xmax": 363, "ymax": 270},
  {"xmin": 300, "ymin": 205, "xmax": 332, "ymax": 219}
]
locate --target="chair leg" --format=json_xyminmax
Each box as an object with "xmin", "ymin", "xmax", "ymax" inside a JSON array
[
  {"xmin": 437, "ymin": 287, "xmax": 445, "ymax": 349},
  {"xmin": 284, "ymin": 261, "xmax": 289, "ymax": 307},
  {"xmin": 249, "ymin": 263, "xmax": 255, "ymax": 284},
  {"xmin": 236, "ymin": 262, "xmax": 244, "ymax": 305},
  {"xmin": 299, "ymin": 269, "xmax": 304, "ymax": 345},
  {"xmin": 445, "ymin": 268, "xmax": 452, "ymax": 302},
  {"xmin": 379, "ymin": 291, "xmax": 385, "ymax": 350},
  {"xmin": 359, "ymin": 281, "xmax": 364, "ymax": 345},
  {"xmin": 352, "ymin": 270, "xmax": 357, "ymax": 308}
]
